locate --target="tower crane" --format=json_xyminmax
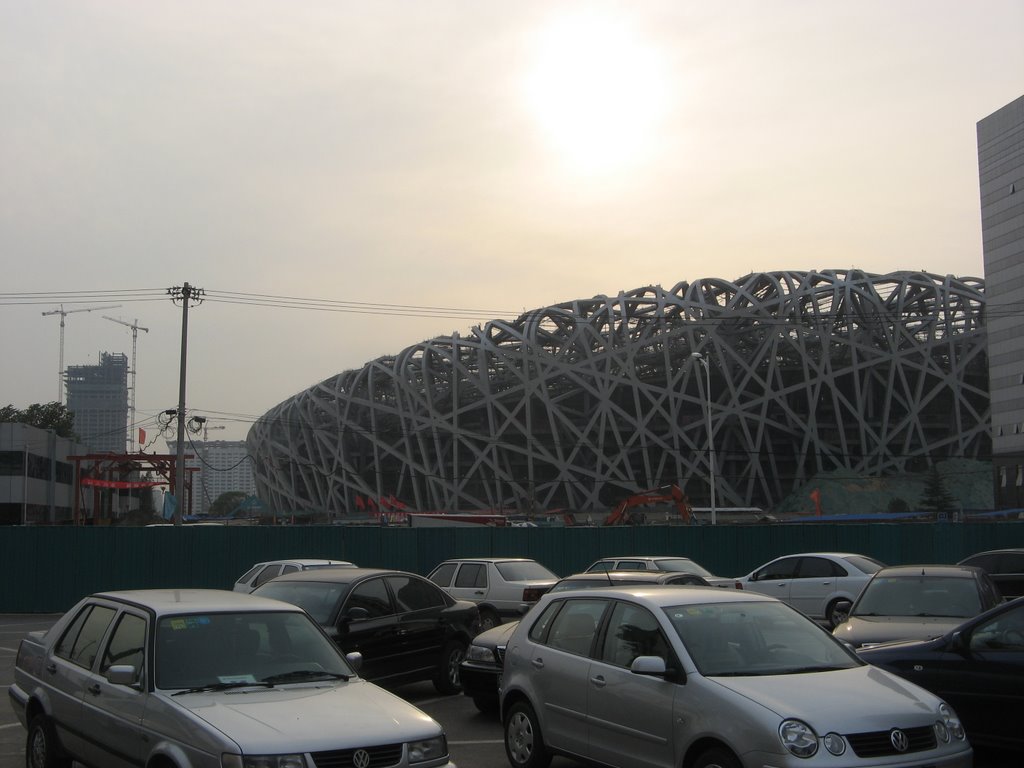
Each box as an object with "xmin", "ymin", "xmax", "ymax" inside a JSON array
[
  {"xmin": 41, "ymin": 304, "xmax": 122, "ymax": 404},
  {"xmin": 103, "ymin": 316, "xmax": 150, "ymax": 452}
]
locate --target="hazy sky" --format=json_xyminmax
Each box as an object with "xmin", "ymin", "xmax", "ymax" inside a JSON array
[{"xmin": 2, "ymin": 1, "xmax": 1022, "ymax": 445}]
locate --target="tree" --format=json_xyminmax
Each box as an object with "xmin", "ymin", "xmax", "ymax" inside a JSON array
[
  {"xmin": 208, "ymin": 490, "xmax": 248, "ymax": 517},
  {"xmin": 919, "ymin": 466, "xmax": 956, "ymax": 511},
  {"xmin": 0, "ymin": 402, "xmax": 77, "ymax": 439}
]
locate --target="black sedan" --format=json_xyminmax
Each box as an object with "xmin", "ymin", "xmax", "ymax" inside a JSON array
[
  {"xmin": 460, "ymin": 570, "xmax": 710, "ymax": 713},
  {"xmin": 253, "ymin": 567, "xmax": 478, "ymax": 694},
  {"xmin": 858, "ymin": 595, "xmax": 1024, "ymax": 752}
]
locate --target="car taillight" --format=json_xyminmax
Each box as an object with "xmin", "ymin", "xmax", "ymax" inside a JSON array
[
  {"xmin": 733, "ymin": 581, "xmax": 743, "ymax": 589},
  {"xmin": 522, "ymin": 587, "xmax": 549, "ymax": 602}
]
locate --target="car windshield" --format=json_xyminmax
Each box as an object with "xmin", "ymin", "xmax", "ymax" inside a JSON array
[
  {"xmin": 254, "ymin": 581, "xmax": 349, "ymax": 624},
  {"xmin": 155, "ymin": 610, "xmax": 352, "ymax": 690},
  {"xmin": 853, "ymin": 575, "xmax": 982, "ymax": 618},
  {"xmin": 652, "ymin": 559, "xmax": 713, "ymax": 577},
  {"xmin": 663, "ymin": 601, "xmax": 861, "ymax": 677},
  {"xmin": 496, "ymin": 561, "xmax": 557, "ymax": 581}
]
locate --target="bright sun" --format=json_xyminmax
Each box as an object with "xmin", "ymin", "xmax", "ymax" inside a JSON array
[{"xmin": 522, "ymin": 9, "xmax": 671, "ymax": 175}]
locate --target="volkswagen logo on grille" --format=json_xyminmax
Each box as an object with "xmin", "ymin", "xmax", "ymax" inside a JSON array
[
  {"xmin": 890, "ymin": 729, "xmax": 910, "ymax": 753},
  {"xmin": 352, "ymin": 749, "xmax": 371, "ymax": 768}
]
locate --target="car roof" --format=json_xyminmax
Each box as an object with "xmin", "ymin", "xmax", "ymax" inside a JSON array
[
  {"xmin": 592, "ymin": 556, "xmax": 697, "ymax": 561},
  {"xmin": 93, "ymin": 588, "xmax": 302, "ymax": 616},
  {"xmin": 874, "ymin": 564, "xmax": 982, "ymax": 578},
  {"xmin": 262, "ymin": 567, "xmax": 413, "ymax": 584},
  {"xmin": 439, "ymin": 557, "xmax": 538, "ymax": 563},
  {"xmin": 249, "ymin": 559, "xmax": 354, "ymax": 567},
  {"xmin": 560, "ymin": 571, "xmax": 691, "ymax": 583},
  {"xmin": 959, "ymin": 548, "xmax": 1024, "ymax": 559},
  {"xmin": 540, "ymin": 584, "xmax": 775, "ymax": 607}
]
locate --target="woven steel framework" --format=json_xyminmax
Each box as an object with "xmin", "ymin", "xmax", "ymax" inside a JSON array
[{"xmin": 247, "ymin": 270, "xmax": 989, "ymax": 515}]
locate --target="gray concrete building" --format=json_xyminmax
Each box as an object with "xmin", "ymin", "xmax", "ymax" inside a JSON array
[
  {"xmin": 979, "ymin": 94, "xmax": 1024, "ymax": 508},
  {"xmin": 66, "ymin": 352, "xmax": 129, "ymax": 454},
  {"xmin": 166, "ymin": 439, "xmax": 256, "ymax": 516},
  {"xmin": 0, "ymin": 423, "xmax": 91, "ymax": 524}
]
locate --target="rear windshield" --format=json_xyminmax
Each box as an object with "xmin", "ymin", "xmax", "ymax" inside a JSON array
[
  {"xmin": 844, "ymin": 556, "xmax": 885, "ymax": 574},
  {"xmin": 496, "ymin": 561, "xmax": 557, "ymax": 581},
  {"xmin": 654, "ymin": 559, "xmax": 713, "ymax": 577}
]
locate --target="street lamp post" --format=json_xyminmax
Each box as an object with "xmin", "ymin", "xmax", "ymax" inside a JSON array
[{"xmin": 690, "ymin": 353, "xmax": 717, "ymax": 525}]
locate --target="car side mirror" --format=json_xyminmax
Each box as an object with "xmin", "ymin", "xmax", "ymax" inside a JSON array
[
  {"xmin": 105, "ymin": 664, "xmax": 137, "ymax": 686},
  {"xmin": 345, "ymin": 651, "xmax": 363, "ymax": 672},
  {"xmin": 948, "ymin": 630, "xmax": 969, "ymax": 654},
  {"xmin": 832, "ymin": 600, "xmax": 852, "ymax": 625},
  {"xmin": 630, "ymin": 655, "xmax": 683, "ymax": 682}
]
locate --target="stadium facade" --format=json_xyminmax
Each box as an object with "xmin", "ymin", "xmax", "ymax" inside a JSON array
[{"xmin": 247, "ymin": 269, "xmax": 989, "ymax": 517}]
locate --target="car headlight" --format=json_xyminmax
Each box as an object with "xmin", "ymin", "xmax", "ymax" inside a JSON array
[
  {"xmin": 822, "ymin": 732, "xmax": 846, "ymax": 756},
  {"xmin": 408, "ymin": 735, "xmax": 448, "ymax": 764},
  {"xmin": 779, "ymin": 719, "xmax": 819, "ymax": 758},
  {"xmin": 937, "ymin": 703, "xmax": 966, "ymax": 742},
  {"xmin": 466, "ymin": 644, "xmax": 498, "ymax": 663},
  {"xmin": 221, "ymin": 755, "xmax": 305, "ymax": 768}
]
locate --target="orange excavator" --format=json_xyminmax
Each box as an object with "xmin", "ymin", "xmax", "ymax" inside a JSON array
[{"xmin": 603, "ymin": 484, "xmax": 693, "ymax": 525}]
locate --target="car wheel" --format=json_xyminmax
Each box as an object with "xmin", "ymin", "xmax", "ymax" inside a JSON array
[
  {"xmin": 478, "ymin": 608, "xmax": 501, "ymax": 632},
  {"xmin": 473, "ymin": 694, "xmax": 499, "ymax": 714},
  {"xmin": 504, "ymin": 700, "xmax": 552, "ymax": 768},
  {"xmin": 433, "ymin": 639, "xmax": 467, "ymax": 694},
  {"xmin": 26, "ymin": 715, "xmax": 73, "ymax": 768},
  {"xmin": 826, "ymin": 599, "xmax": 847, "ymax": 628},
  {"xmin": 693, "ymin": 746, "xmax": 741, "ymax": 768}
]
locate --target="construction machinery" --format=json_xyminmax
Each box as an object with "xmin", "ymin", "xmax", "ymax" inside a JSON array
[
  {"xmin": 41, "ymin": 304, "xmax": 122, "ymax": 403},
  {"xmin": 103, "ymin": 316, "xmax": 149, "ymax": 451},
  {"xmin": 603, "ymin": 484, "xmax": 693, "ymax": 525}
]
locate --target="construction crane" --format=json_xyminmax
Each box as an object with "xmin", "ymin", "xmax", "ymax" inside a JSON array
[
  {"xmin": 103, "ymin": 316, "xmax": 150, "ymax": 452},
  {"xmin": 41, "ymin": 304, "xmax": 122, "ymax": 403}
]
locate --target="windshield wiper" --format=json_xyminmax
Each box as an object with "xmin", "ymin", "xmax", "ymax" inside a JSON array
[
  {"xmin": 262, "ymin": 670, "xmax": 350, "ymax": 684},
  {"xmin": 782, "ymin": 665, "xmax": 849, "ymax": 674},
  {"xmin": 171, "ymin": 680, "xmax": 274, "ymax": 696}
]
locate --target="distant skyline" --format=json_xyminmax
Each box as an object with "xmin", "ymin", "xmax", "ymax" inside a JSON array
[{"xmin": 2, "ymin": 1, "xmax": 1022, "ymax": 443}]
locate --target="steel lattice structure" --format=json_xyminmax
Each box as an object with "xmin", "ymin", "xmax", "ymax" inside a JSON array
[{"xmin": 247, "ymin": 270, "xmax": 989, "ymax": 515}]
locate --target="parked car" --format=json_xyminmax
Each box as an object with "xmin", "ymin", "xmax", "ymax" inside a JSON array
[
  {"xmin": 736, "ymin": 552, "xmax": 886, "ymax": 627},
  {"xmin": 427, "ymin": 557, "xmax": 558, "ymax": 630},
  {"xmin": 9, "ymin": 588, "xmax": 454, "ymax": 768},
  {"xmin": 957, "ymin": 548, "xmax": 1024, "ymax": 598},
  {"xmin": 585, "ymin": 555, "xmax": 739, "ymax": 588},
  {"xmin": 858, "ymin": 596, "xmax": 1024, "ymax": 752},
  {"xmin": 501, "ymin": 585, "xmax": 971, "ymax": 768},
  {"xmin": 460, "ymin": 570, "xmax": 710, "ymax": 713},
  {"xmin": 252, "ymin": 567, "xmax": 477, "ymax": 693},
  {"xmin": 833, "ymin": 564, "xmax": 1003, "ymax": 649},
  {"xmin": 232, "ymin": 558, "xmax": 356, "ymax": 592}
]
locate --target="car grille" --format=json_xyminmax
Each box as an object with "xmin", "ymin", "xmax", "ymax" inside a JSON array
[
  {"xmin": 311, "ymin": 743, "xmax": 404, "ymax": 768},
  {"xmin": 847, "ymin": 726, "xmax": 936, "ymax": 757}
]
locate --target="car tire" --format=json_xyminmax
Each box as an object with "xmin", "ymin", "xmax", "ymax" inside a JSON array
[
  {"xmin": 826, "ymin": 599, "xmax": 847, "ymax": 628},
  {"xmin": 433, "ymin": 639, "xmax": 467, "ymax": 694},
  {"xmin": 26, "ymin": 715, "xmax": 73, "ymax": 768},
  {"xmin": 693, "ymin": 746, "xmax": 741, "ymax": 768},
  {"xmin": 473, "ymin": 694, "xmax": 499, "ymax": 714},
  {"xmin": 504, "ymin": 700, "xmax": 552, "ymax": 768},
  {"xmin": 478, "ymin": 608, "xmax": 501, "ymax": 632}
]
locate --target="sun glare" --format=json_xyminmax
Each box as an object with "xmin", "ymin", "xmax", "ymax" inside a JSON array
[{"xmin": 522, "ymin": 9, "xmax": 671, "ymax": 176}]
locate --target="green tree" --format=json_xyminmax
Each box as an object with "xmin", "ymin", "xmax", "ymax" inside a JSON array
[
  {"xmin": 0, "ymin": 402, "xmax": 77, "ymax": 439},
  {"xmin": 208, "ymin": 490, "xmax": 248, "ymax": 517},
  {"xmin": 919, "ymin": 466, "xmax": 956, "ymax": 511}
]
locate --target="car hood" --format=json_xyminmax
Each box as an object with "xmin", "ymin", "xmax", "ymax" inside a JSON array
[
  {"xmin": 710, "ymin": 666, "xmax": 939, "ymax": 730},
  {"xmin": 173, "ymin": 679, "xmax": 440, "ymax": 753},
  {"xmin": 834, "ymin": 615, "xmax": 961, "ymax": 647}
]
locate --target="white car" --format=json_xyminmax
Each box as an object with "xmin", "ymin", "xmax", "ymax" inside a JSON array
[
  {"xmin": 736, "ymin": 552, "xmax": 885, "ymax": 626},
  {"xmin": 585, "ymin": 555, "xmax": 739, "ymax": 588},
  {"xmin": 232, "ymin": 558, "xmax": 356, "ymax": 592},
  {"xmin": 427, "ymin": 557, "xmax": 558, "ymax": 630},
  {"xmin": 501, "ymin": 585, "xmax": 971, "ymax": 768},
  {"xmin": 9, "ymin": 589, "xmax": 454, "ymax": 768}
]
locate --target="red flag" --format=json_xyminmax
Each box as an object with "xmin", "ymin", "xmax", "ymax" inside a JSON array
[
  {"xmin": 809, "ymin": 488, "xmax": 822, "ymax": 516},
  {"xmin": 355, "ymin": 496, "xmax": 365, "ymax": 511},
  {"xmin": 367, "ymin": 497, "xmax": 378, "ymax": 511},
  {"xmin": 138, "ymin": 428, "xmax": 147, "ymax": 445}
]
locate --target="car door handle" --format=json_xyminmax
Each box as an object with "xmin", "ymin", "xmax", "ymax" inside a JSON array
[
  {"xmin": 531, "ymin": 657, "xmax": 544, "ymax": 669},
  {"xmin": 45, "ymin": 663, "xmax": 56, "ymax": 675},
  {"xmin": 87, "ymin": 684, "xmax": 101, "ymax": 696},
  {"xmin": 590, "ymin": 675, "xmax": 606, "ymax": 688},
  {"xmin": 474, "ymin": 590, "xmax": 485, "ymax": 596}
]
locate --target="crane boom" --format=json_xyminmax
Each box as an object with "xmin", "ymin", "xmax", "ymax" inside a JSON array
[
  {"xmin": 103, "ymin": 316, "xmax": 150, "ymax": 451},
  {"xmin": 41, "ymin": 304, "xmax": 122, "ymax": 403}
]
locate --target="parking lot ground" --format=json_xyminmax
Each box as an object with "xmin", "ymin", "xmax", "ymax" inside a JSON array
[{"xmin": 0, "ymin": 615, "xmax": 1015, "ymax": 768}]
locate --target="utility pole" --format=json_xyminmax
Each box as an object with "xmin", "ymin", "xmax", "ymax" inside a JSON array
[
  {"xmin": 103, "ymin": 316, "xmax": 149, "ymax": 452},
  {"xmin": 41, "ymin": 304, "xmax": 122, "ymax": 403},
  {"xmin": 168, "ymin": 283, "xmax": 204, "ymax": 525}
]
